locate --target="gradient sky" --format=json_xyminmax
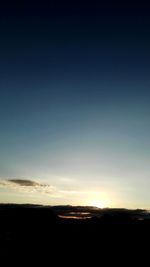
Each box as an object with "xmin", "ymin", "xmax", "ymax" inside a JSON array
[{"xmin": 0, "ymin": 1, "xmax": 150, "ymax": 208}]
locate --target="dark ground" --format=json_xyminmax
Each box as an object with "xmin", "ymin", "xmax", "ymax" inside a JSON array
[{"xmin": 0, "ymin": 204, "xmax": 149, "ymax": 263}]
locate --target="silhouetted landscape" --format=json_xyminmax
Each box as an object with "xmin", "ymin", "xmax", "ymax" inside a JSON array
[{"xmin": 1, "ymin": 203, "xmax": 150, "ymax": 261}]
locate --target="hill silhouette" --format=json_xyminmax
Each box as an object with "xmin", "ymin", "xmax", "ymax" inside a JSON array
[{"xmin": 0, "ymin": 204, "xmax": 150, "ymax": 263}]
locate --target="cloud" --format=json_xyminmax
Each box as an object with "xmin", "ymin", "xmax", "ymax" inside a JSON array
[
  {"xmin": 8, "ymin": 179, "xmax": 41, "ymax": 187},
  {"xmin": 0, "ymin": 178, "xmax": 56, "ymax": 194},
  {"xmin": 0, "ymin": 178, "xmax": 90, "ymax": 203}
]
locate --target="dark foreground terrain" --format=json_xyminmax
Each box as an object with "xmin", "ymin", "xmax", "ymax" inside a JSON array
[{"xmin": 0, "ymin": 204, "xmax": 150, "ymax": 263}]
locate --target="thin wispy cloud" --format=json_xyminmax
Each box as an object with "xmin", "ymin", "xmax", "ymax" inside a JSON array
[
  {"xmin": 0, "ymin": 179, "xmax": 56, "ymax": 194},
  {"xmin": 0, "ymin": 178, "xmax": 108, "ymax": 206},
  {"xmin": 0, "ymin": 179, "xmax": 86, "ymax": 196}
]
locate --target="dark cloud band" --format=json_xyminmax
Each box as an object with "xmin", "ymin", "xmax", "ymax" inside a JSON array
[{"xmin": 8, "ymin": 179, "xmax": 40, "ymax": 187}]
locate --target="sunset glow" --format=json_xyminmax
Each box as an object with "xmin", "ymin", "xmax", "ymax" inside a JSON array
[{"xmin": 90, "ymin": 200, "xmax": 108, "ymax": 209}]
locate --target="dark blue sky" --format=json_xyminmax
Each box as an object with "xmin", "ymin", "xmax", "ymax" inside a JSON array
[{"xmin": 0, "ymin": 1, "xmax": 150, "ymax": 207}]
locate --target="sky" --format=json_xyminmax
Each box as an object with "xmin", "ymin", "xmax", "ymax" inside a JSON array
[{"xmin": 0, "ymin": 1, "xmax": 150, "ymax": 208}]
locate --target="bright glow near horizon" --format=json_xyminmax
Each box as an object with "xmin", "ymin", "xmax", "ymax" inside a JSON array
[{"xmin": 90, "ymin": 200, "xmax": 108, "ymax": 209}]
